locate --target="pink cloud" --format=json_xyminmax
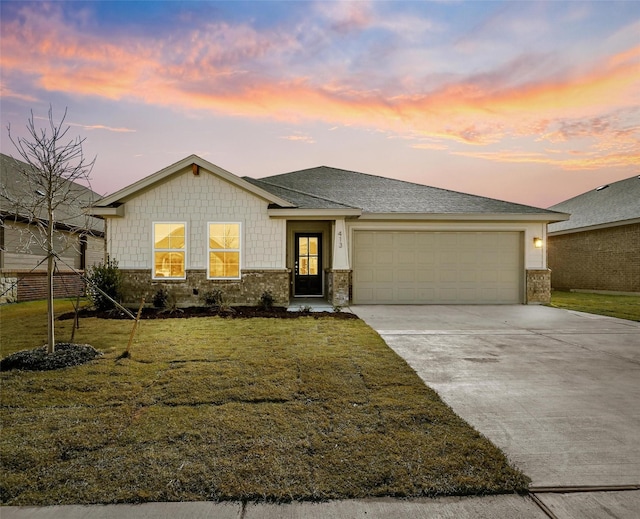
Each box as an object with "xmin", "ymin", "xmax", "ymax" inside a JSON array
[{"xmin": 2, "ymin": 3, "xmax": 638, "ymax": 174}]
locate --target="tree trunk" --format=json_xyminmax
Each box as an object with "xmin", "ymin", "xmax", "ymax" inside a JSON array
[
  {"xmin": 46, "ymin": 203, "xmax": 55, "ymax": 354},
  {"xmin": 47, "ymin": 251, "xmax": 55, "ymax": 353}
]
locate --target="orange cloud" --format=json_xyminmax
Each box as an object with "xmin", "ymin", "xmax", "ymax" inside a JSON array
[
  {"xmin": 453, "ymin": 149, "xmax": 640, "ymax": 170},
  {"xmin": 2, "ymin": 3, "xmax": 639, "ymax": 173}
]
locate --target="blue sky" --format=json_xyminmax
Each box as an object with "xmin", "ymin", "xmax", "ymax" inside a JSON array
[{"xmin": 1, "ymin": 1, "xmax": 639, "ymax": 207}]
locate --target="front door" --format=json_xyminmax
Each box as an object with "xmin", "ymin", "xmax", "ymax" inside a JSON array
[{"xmin": 294, "ymin": 233, "xmax": 323, "ymax": 296}]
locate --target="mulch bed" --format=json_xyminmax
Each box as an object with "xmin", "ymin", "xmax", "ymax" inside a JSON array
[
  {"xmin": 0, "ymin": 343, "xmax": 103, "ymax": 372},
  {"xmin": 58, "ymin": 306, "xmax": 359, "ymax": 321}
]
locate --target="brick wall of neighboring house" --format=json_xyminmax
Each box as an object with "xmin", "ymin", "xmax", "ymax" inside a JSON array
[
  {"xmin": 119, "ymin": 269, "xmax": 291, "ymax": 308},
  {"xmin": 548, "ymin": 222, "xmax": 640, "ymax": 293},
  {"xmin": 0, "ymin": 270, "xmax": 85, "ymax": 302}
]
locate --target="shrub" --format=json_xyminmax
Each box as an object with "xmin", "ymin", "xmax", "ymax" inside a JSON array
[
  {"xmin": 258, "ymin": 291, "xmax": 275, "ymax": 311},
  {"xmin": 152, "ymin": 289, "xmax": 169, "ymax": 309},
  {"xmin": 203, "ymin": 289, "xmax": 224, "ymax": 307},
  {"xmin": 86, "ymin": 259, "xmax": 122, "ymax": 311}
]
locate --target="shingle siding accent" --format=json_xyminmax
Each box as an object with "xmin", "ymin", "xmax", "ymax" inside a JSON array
[
  {"xmin": 108, "ymin": 168, "xmax": 285, "ymax": 270},
  {"xmin": 548, "ymin": 223, "xmax": 640, "ymax": 293}
]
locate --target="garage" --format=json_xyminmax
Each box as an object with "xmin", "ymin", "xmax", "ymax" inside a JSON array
[{"xmin": 352, "ymin": 231, "xmax": 523, "ymax": 304}]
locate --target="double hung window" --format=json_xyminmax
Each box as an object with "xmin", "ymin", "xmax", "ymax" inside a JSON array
[
  {"xmin": 153, "ymin": 223, "xmax": 186, "ymax": 279},
  {"xmin": 208, "ymin": 223, "xmax": 240, "ymax": 279}
]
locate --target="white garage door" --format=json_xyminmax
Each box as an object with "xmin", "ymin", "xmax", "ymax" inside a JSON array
[{"xmin": 353, "ymin": 231, "xmax": 523, "ymax": 304}]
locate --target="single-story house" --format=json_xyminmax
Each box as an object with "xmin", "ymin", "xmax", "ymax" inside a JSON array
[
  {"xmin": 0, "ymin": 153, "xmax": 105, "ymax": 303},
  {"xmin": 90, "ymin": 155, "xmax": 568, "ymax": 307},
  {"xmin": 548, "ymin": 175, "xmax": 640, "ymax": 294}
]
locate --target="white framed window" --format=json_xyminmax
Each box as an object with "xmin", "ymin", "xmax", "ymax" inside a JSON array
[
  {"xmin": 153, "ymin": 222, "xmax": 186, "ymax": 279},
  {"xmin": 208, "ymin": 222, "xmax": 241, "ymax": 279}
]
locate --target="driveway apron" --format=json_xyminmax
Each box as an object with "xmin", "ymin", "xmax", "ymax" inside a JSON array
[{"xmin": 352, "ymin": 305, "xmax": 640, "ymax": 516}]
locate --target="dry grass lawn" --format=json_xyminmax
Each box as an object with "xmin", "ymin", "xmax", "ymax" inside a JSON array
[{"xmin": 0, "ymin": 300, "xmax": 529, "ymax": 505}]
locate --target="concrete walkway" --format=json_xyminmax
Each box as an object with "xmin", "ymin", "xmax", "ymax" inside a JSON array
[
  {"xmin": 4, "ymin": 305, "xmax": 639, "ymax": 518},
  {"xmin": 352, "ymin": 304, "xmax": 640, "ymax": 518}
]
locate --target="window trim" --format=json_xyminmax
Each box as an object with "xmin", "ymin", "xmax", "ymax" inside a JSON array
[
  {"xmin": 207, "ymin": 221, "xmax": 242, "ymax": 280},
  {"xmin": 152, "ymin": 221, "xmax": 187, "ymax": 280}
]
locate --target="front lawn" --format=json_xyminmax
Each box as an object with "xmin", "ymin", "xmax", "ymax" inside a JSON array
[
  {"xmin": 549, "ymin": 291, "xmax": 640, "ymax": 321},
  {"xmin": 0, "ymin": 300, "xmax": 528, "ymax": 505}
]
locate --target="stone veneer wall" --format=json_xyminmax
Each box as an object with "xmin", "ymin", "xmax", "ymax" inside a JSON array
[
  {"xmin": 326, "ymin": 269, "xmax": 351, "ymax": 307},
  {"xmin": 526, "ymin": 269, "xmax": 551, "ymax": 304},
  {"xmin": 120, "ymin": 269, "xmax": 290, "ymax": 308},
  {"xmin": 0, "ymin": 274, "xmax": 18, "ymax": 304},
  {"xmin": 548, "ymin": 223, "xmax": 639, "ymax": 293}
]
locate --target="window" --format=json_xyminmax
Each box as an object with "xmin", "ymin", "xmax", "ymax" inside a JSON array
[
  {"xmin": 208, "ymin": 222, "xmax": 240, "ymax": 279},
  {"xmin": 153, "ymin": 223, "xmax": 186, "ymax": 279}
]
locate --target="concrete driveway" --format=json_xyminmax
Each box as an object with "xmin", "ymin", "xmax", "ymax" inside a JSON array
[{"xmin": 352, "ymin": 305, "xmax": 640, "ymax": 515}]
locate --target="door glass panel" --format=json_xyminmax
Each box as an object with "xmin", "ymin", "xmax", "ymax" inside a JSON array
[
  {"xmin": 300, "ymin": 257, "xmax": 308, "ymax": 275},
  {"xmin": 299, "ymin": 237, "xmax": 308, "ymax": 255},
  {"xmin": 309, "ymin": 257, "xmax": 318, "ymax": 275},
  {"xmin": 309, "ymin": 238, "xmax": 317, "ymax": 255}
]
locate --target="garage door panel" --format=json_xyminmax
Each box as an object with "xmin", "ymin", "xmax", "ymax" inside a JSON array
[
  {"xmin": 417, "ymin": 270, "xmax": 436, "ymax": 282},
  {"xmin": 417, "ymin": 287, "xmax": 436, "ymax": 299},
  {"xmin": 439, "ymin": 269, "xmax": 459, "ymax": 282},
  {"xmin": 397, "ymin": 250, "xmax": 416, "ymax": 265},
  {"xmin": 353, "ymin": 231, "xmax": 522, "ymax": 304},
  {"xmin": 397, "ymin": 288, "xmax": 417, "ymax": 301},
  {"xmin": 375, "ymin": 250, "xmax": 393, "ymax": 264},
  {"xmin": 459, "ymin": 269, "xmax": 477, "ymax": 282},
  {"xmin": 397, "ymin": 269, "xmax": 415, "ymax": 282},
  {"xmin": 480, "ymin": 270, "xmax": 498, "ymax": 282},
  {"xmin": 375, "ymin": 269, "xmax": 394, "ymax": 282},
  {"xmin": 356, "ymin": 268, "xmax": 375, "ymax": 283}
]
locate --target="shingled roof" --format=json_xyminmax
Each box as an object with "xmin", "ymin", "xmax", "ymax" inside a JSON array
[
  {"xmin": 249, "ymin": 166, "xmax": 565, "ymax": 217},
  {"xmin": 548, "ymin": 175, "xmax": 640, "ymax": 234},
  {"xmin": 0, "ymin": 152, "xmax": 104, "ymax": 234}
]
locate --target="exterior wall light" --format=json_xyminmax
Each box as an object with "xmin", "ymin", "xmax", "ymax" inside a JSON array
[{"xmin": 533, "ymin": 237, "xmax": 543, "ymax": 248}]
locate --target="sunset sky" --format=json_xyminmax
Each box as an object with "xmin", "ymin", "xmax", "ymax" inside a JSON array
[{"xmin": 1, "ymin": 0, "xmax": 639, "ymax": 208}]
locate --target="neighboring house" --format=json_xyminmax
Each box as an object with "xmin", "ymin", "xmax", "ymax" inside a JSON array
[
  {"xmin": 0, "ymin": 153, "xmax": 105, "ymax": 303},
  {"xmin": 548, "ymin": 176, "xmax": 640, "ymax": 294},
  {"xmin": 90, "ymin": 155, "xmax": 568, "ymax": 307}
]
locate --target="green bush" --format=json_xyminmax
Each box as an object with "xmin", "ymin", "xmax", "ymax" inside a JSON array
[
  {"xmin": 152, "ymin": 289, "xmax": 169, "ymax": 309},
  {"xmin": 202, "ymin": 289, "xmax": 224, "ymax": 307},
  {"xmin": 86, "ymin": 259, "xmax": 122, "ymax": 311},
  {"xmin": 258, "ymin": 291, "xmax": 275, "ymax": 311}
]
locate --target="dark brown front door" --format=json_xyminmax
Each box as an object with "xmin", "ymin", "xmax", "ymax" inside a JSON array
[{"xmin": 294, "ymin": 233, "xmax": 322, "ymax": 296}]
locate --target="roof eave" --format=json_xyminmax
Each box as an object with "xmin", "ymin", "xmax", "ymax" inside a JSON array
[
  {"xmin": 267, "ymin": 208, "xmax": 362, "ymax": 219},
  {"xmin": 88, "ymin": 205, "xmax": 125, "ymax": 217},
  {"xmin": 358, "ymin": 212, "xmax": 570, "ymax": 222},
  {"xmin": 548, "ymin": 217, "xmax": 640, "ymax": 236}
]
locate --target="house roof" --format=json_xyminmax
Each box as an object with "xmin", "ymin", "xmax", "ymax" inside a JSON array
[
  {"xmin": 548, "ymin": 175, "xmax": 640, "ymax": 234},
  {"xmin": 0, "ymin": 152, "xmax": 104, "ymax": 234},
  {"xmin": 251, "ymin": 166, "xmax": 566, "ymax": 220},
  {"xmin": 92, "ymin": 155, "xmax": 294, "ymax": 214}
]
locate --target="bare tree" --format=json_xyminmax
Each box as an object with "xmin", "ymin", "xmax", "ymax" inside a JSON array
[{"xmin": 2, "ymin": 107, "xmax": 96, "ymax": 353}]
